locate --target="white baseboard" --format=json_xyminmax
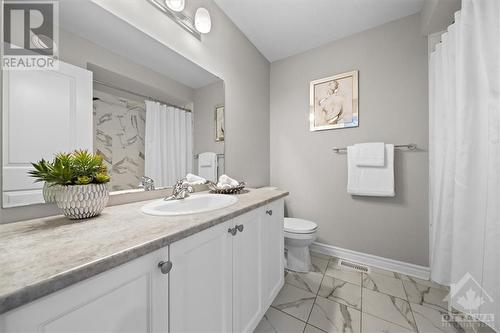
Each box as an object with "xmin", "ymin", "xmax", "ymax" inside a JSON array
[{"xmin": 310, "ymin": 242, "xmax": 430, "ymax": 280}]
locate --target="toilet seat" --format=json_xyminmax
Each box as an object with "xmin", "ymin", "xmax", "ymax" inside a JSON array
[
  {"xmin": 284, "ymin": 218, "xmax": 318, "ymax": 234},
  {"xmin": 284, "ymin": 218, "xmax": 318, "ymax": 272}
]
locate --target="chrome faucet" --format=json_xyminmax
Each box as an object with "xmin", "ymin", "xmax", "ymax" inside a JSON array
[
  {"xmin": 164, "ymin": 178, "xmax": 194, "ymax": 201},
  {"xmin": 139, "ymin": 176, "xmax": 155, "ymax": 191}
]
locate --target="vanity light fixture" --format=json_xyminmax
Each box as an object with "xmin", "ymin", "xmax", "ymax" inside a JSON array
[
  {"xmin": 147, "ymin": 0, "xmax": 201, "ymax": 40},
  {"xmin": 194, "ymin": 7, "xmax": 211, "ymax": 34},
  {"xmin": 147, "ymin": 0, "xmax": 212, "ymax": 38},
  {"xmin": 164, "ymin": 0, "xmax": 185, "ymax": 12}
]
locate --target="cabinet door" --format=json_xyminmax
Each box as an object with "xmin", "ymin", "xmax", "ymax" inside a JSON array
[
  {"xmin": 0, "ymin": 248, "xmax": 169, "ymax": 333},
  {"xmin": 232, "ymin": 209, "xmax": 263, "ymax": 333},
  {"xmin": 2, "ymin": 61, "xmax": 92, "ymax": 207},
  {"xmin": 262, "ymin": 199, "xmax": 285, "ymax": 308},
  {"xmin": 169, "ymin": 221, "xmax": 232, "ymax": 333}
]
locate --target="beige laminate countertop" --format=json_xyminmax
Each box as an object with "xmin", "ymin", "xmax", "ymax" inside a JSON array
[{"xmin": 0, "ymin": 188, "xmax": 288, "ymax": 315}]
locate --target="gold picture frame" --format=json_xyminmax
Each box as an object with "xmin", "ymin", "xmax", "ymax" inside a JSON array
[
  {"xmin": 309, "ymin": 70, "xmax": 359, "ymax": 131},
  {"xmin": 215, "ymin": 105, "xmax": 225, "ymax": 141}
]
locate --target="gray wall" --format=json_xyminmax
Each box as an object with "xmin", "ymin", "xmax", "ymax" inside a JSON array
[
  {"xmin": 270, "ymin": 14, "xmax": 429, "ymax": 266},
  {"xmin": 420, "ymin": 0, "xmax": 460, "ymax": 35},
  {"xmin": 193, "ymin": 81, "xmax": 225, "ymax": 156}
]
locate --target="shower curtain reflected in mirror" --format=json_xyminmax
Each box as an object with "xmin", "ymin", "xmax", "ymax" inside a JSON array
[
  {"xmin": 144, "ymin": 101, "xmax": 193, "ymax": 188},
  {"xmin": 93, "ymin": 91, "xmax": 146, "ymax": 192}
]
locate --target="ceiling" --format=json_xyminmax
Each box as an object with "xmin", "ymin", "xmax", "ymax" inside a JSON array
[
  {"xmin": 215, "ymin": 0, "xmax": 424, "ymax": 62},
  {"xmin": 59, "ymin": 1, "xmax": 220, "ymax": 89}
]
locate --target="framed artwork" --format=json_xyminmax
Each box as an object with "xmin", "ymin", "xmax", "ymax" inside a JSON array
[
  {"xmin": 215, "ymin": 105, "xmax": 224, "ymax": 141},
  {"xmin": 309, "ymin": 70, "xmax": 358, "ymax": 131}
]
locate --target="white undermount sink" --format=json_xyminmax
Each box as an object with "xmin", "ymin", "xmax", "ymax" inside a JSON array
[{"xmin": 141, "ymin": 193, "xmax": 238, "ymax": 216}]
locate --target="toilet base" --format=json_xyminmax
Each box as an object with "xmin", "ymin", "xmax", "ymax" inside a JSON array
[{"xmin": 285, "ymin": 244, "xmax": 313, "ymax": 273}]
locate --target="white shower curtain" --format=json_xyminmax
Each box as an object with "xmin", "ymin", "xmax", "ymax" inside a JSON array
[
  {"xmin": 144, "ymin": 101, "xmax": 193, "ymax": 188},
  {"xmin": 429, "ymin": 0, "xmax": 499, "ymax": 327}
]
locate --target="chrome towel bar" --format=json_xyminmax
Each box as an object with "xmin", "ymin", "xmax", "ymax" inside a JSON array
[
  {"xmin": 194, "ymin": 153, "xmax": 225, "ymax": 159},
  {"xmin": 332, "ymin": 143, "xmax": 417, "ymax": 153}
]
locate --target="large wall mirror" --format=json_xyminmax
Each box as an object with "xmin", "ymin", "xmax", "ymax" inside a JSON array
[{"xmin": 2, "ymin": 1, "xmax": 225, "ymax": 208}]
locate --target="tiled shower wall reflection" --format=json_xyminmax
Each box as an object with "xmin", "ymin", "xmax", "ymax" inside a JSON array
[{"xmin": 93, "ymin": 90, "xmax": 145, "ymax": 191}]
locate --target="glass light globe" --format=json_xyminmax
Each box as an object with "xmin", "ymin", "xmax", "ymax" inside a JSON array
[
  {"xmin": 194, "ymin": 7, "xmax": 211, "ymax": 34},
  {"xmin": 165, "ymin": 0, "xmax": 185, "ymax": 12}
]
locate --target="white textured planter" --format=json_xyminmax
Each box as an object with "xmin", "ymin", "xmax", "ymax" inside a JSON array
[
  {"xmin": 43, "ymin": 183, "xmax": 61, "ymax": 203},
  {"xmin": 55, "ymin": 184, "xmax": 109, "ymax": 220}
]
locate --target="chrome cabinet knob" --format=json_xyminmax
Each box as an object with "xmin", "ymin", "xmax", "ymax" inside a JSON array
[
  {"xmin": 158, "ymin": 261, "xmax": 172, "ymax": 274},
  {"xmin": 266, "ymin": 210, "xmax": 273, "ymax": 216},
  {"xmin": 228, "ymin": 227, "xmax": 237, "ymax": 236},
  {"xmin": 236, "ymin": 224, "xmax": 244, "ymax": 232}
]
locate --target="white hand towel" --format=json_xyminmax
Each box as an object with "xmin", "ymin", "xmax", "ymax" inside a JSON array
[
  {"xmin": 185, "ymin": 173, "xmax": 206, "ymax": 185},
  {"xmin": 347, "ymin": 144, "xmax": 395, "ymax": 197},
  {"xmin": 217, "ymin": 174, "xmax": 239, "ymax": 188},
  {"xmin": 198, "ymin": 152, "xmax": 218, "ymax": 182},
  {"xmin": 355, "ymin": 142, "xmax": 385, "ymax": 167}
]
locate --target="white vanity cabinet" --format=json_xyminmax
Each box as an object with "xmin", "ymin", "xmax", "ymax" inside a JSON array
[
  {"xmin": 261, "ymin": 199, "xmax": 285, "ymax": 309},
  {"xmin": 232, "ymin": 208, "xmax": 263, "ymax": 333},
  {"xmin": 169, "ymin": 199, "xmax": 284, "ymax": 333},
  {"xmin": 169, "ymin": 220, "xmax": 233, "ymax": 333},
  {"xmin": 0, "ymin": 248, "xmax": 169, "ymax": 333},
  {"xmin": 0, "ymin": 199, "xmax": 284, "ymax": 333}
]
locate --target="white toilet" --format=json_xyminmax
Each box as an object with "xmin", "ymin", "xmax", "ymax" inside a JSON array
[{"xmin": 284, "ymin": 217, "xmax": 318, "ymax": 272}]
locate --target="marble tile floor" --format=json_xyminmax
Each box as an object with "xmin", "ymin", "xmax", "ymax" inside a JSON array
[{"xmin": 255, "ymin": 252, "xmax": 494, "ymax": 333}]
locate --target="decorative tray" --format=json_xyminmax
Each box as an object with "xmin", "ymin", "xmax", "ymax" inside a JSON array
[{"xmin": 207, "ymin": 181, "xmax": 246, "ymax": 194}]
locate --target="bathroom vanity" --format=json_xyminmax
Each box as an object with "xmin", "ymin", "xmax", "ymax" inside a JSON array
[
  {"xmin": 0, "ymin": 189, "xmax": 287, "ymax": 332},
  {"xmin": 0, "ymin": 2, "xmax": 287, "ymax": 331}
]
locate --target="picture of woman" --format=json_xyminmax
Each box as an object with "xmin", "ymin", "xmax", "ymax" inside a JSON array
[{"xmin": 309, "ymin": 70, "xmax": 358, "ymax": 131}]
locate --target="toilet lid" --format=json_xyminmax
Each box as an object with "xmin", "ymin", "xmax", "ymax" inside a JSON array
[{"xmin": 284, "ymin": 218, "xmax": 318, "ymax": 234}]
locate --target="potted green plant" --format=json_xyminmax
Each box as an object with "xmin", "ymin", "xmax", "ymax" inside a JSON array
[
  {"xmin": 28, "ymin": 158, "xmax": 60, "ymax": 203},
  {"xmin": 30, "ymin": 150, "xmax": 111, "ymax": 220}
]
